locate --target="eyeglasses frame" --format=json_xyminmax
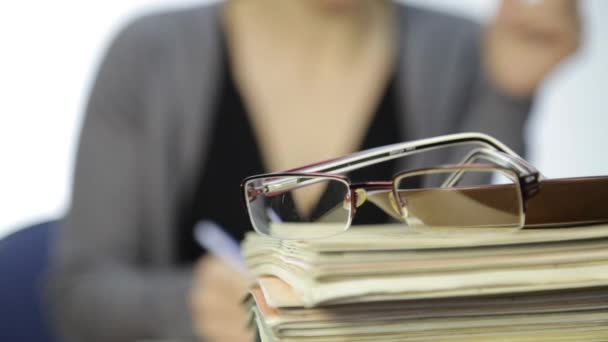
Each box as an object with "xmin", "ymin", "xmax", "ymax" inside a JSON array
[
  {"xmin": 241, "ymin": 133, "xmax": 541, "ymax": 238},
  {"xmin": 243, "ymin": 167, "xmax": 540, "ymax": 239}
]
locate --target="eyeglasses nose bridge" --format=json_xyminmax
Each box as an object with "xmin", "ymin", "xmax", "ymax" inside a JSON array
[{"xmin": 390, "ymin": 191, "xmax": 408, "ymax": 219}]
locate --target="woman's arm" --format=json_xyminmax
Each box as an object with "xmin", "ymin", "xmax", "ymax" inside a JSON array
[{"xmin": 460, "ymin": 0, "xmax": 580, "ymax": 152}]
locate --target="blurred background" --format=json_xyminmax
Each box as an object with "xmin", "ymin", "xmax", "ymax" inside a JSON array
[{"xmin": 0, "ymin": 0, "xmax": 606, "ymax": 238}]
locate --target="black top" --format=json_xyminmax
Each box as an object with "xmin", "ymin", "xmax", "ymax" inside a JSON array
[{"xmin": 177, "ymin": 55, "xmax": 402, "ymax": 264}]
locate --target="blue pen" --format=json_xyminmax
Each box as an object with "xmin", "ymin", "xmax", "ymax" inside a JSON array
[{"xmin": 194, "ymin": 220, "xmax": 249, "ymax": 275}]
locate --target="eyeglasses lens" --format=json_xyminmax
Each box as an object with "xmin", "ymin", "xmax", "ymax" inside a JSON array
[
  {"xmin": 245, "ymin": 176, "xmax": 351, "ymax": 239},
  {"xmin": 393, "ymin": 168, "xmax": 524, "ymax": 232}
]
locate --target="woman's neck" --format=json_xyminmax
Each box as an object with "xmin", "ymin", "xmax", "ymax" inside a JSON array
[{"xmin": 224, "ymin": 0, "xmax": 392, "ymax": 64}]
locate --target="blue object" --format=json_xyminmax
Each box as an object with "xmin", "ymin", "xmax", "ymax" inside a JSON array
[
  {"xmin": 0, "ymin": 221, "xmax": 59, "ymax": 342},
  {"xmin": 194, "ymin": 220, "xmax": 249, "ymax": 274}
]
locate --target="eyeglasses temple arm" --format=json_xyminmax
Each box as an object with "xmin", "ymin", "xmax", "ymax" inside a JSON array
[{"xmin": 293, "ymin": 132, "xmax": 519, "ymax": 175}]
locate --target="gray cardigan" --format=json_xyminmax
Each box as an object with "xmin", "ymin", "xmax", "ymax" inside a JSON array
[{"xmin": 48, "ymin": 2, "xmax": 530, "ymax": 341}]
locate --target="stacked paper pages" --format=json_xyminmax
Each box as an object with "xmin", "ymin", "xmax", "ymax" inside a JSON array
[{"xmin": 243, "ymin": 224, "xmax": 608, "ymax": 341}]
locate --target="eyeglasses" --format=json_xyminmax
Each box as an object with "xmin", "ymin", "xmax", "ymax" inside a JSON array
[{"xmin": 241, "ymin": 133, "xmax": 541, "ymax": 239}]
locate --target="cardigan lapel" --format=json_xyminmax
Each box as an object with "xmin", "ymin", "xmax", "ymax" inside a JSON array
[{"xmin": 175, "ymin": 4, "xmax": 223, "ymax": 205}]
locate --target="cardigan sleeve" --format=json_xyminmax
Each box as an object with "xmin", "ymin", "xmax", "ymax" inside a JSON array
[{"xmin": 47, "ymin": 16, "xmax": 198, "ymax": 342}]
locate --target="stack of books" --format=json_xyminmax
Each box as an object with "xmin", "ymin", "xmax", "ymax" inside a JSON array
[{"xmin": 243, "ymin": 224, "xmax": 608, "ymax": 341}]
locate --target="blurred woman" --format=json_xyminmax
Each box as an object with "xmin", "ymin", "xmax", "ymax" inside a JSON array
[{"xmin": 48, "ymin": 0, "xmax": 580, "ymax": 341}]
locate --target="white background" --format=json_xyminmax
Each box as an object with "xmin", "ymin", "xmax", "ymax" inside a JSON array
[{"xmin": 1, "ymin": 0, "xmax": 606, "ymax": 238}]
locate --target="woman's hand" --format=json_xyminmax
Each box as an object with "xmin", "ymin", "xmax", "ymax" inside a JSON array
[
  {"xmin": 190, "ymin": 255, "xmax": 254, "ymax": 342},
  {"xmin": 484, "ymin": 0, "xmax": 581, "ymax": 98}
]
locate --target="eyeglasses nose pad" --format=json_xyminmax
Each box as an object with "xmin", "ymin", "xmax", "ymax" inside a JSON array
[
  {"xmin": 354, "ymin": 189, "xmax": 367, "ymax": 208},
  {"xmin": 344, "ymin": 189, "xmax": 368, "ymax": 210},
  {"xmin": 389, "ymin": 191, "xmax": 408, "ymax": 220}
]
